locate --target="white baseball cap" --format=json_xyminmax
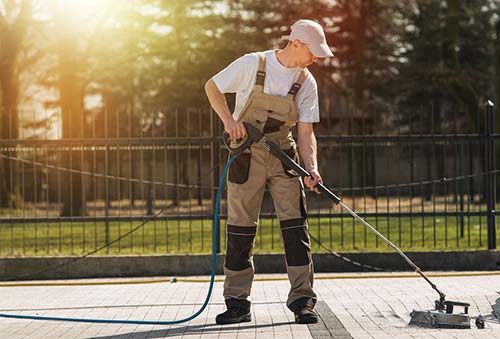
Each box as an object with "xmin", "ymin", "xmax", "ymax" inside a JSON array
[{"xmin": 282, "ymin": 19, "xmax": 333, "ymax": 58}]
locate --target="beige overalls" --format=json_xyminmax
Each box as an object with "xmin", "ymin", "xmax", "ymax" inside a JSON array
[{"xmin": 224, "ymin": 52, "xmax": 317, "ymax": 313}]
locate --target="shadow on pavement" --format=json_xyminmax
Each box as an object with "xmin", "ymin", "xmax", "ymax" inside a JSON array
[{"xmin": 85, "ymin": 321, "xmax": 295, "ymax": 339}]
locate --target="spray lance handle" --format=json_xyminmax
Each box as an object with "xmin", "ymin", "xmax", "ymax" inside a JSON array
[{"xmin": 222, "ymin": 131, "xmax": 252, "ymax": 156}]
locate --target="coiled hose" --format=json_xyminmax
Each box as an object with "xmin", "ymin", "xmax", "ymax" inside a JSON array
[{"xmin": 0, "ymin": 156, "xmax": 236, "ymax": 325}]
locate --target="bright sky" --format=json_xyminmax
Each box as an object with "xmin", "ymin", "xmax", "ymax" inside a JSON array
[{"xmin": 0, "ymin": 0, "xmax": 5, "ymax": 16}]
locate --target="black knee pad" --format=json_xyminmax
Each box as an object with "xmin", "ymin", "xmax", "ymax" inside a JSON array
[
  {"xmin": 225, "ymin": 225, "xmax": 256, "ymax": 271},
  {"xmin": 280, "ymin": 218, "xmax": 311, "ymax": 266}
]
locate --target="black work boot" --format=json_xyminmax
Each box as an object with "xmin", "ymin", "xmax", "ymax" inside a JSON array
[
  {"xmin": 294, "ymin": 306, "xmax": 318, "ymax": 324},
  {"xmin": 215, "ymin": 306, "xmax": 251, "ymax": 325},
  {"xmin": 216, "ymin": 298, "xmax": 251, "ymax": 325},
  {"xmin": 289, "ymin": 297, "xmax": 318, "ymax": 324}
]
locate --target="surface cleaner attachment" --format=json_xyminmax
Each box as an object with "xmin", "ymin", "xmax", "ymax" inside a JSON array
[{"xmin": 409, "ymin": 300, "xmax": 471, "ymax": 329}]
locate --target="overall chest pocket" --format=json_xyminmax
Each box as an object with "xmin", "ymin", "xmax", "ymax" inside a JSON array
[
  {"xmin": 246, "ymin": 108, "xmax": 287, "ymax": 134},
  {"xmin": 251, "ymin": 96, "xmax": 292, "ymax": 122}
]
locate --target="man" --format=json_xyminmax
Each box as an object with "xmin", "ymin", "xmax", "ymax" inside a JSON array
[{"xmin": 204, "ymin": 19, "xmax": 333, "ymax": 325}]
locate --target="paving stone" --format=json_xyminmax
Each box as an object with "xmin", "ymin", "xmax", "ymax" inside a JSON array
[{"xmin": 0, "ymin": 272, "xmax": 499, "ymax": 338}]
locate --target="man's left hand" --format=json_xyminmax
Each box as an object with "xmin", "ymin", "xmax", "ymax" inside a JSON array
[{"xmin": 303, "ymin": 169, "xmax": 322, "ymax": 194}]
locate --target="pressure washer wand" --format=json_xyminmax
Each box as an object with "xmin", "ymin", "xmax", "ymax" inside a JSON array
[
  {"xmin": 337, "ymin": 201, "xmax": 446, "ymax": 303},
  {"xmin": 225, "ymin": 123, "xmax": 447, "ymax": 303},
  {"xmin": 263, "ymin": 135, "xmax": 446, "ymax": 302}
]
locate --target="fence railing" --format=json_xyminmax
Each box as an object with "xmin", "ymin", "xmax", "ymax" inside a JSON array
[{"xmin": 0, "ymin": 103, "xmax": 498, "ymax": 256}]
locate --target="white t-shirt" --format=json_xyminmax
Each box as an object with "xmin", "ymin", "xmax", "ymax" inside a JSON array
[{"xmin": 212, "ymin": 50, "xmax": 320, "ymax": 123}]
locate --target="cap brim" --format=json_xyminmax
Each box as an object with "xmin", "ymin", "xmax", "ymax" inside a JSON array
[
  {"xmin": 310, "ymin": 43, "xmax": 334, "ymax": 58},
  {"xmin": 283, "ymin": 35, "xmax": 334, "ymax": 57}
]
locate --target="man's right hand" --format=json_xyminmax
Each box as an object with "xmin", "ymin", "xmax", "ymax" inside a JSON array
[{"xmin": 224, "ymin": 120, "xmax": 247, "ymax": 141}]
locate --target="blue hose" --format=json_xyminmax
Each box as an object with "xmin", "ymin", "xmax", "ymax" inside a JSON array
[{"xmin": 0, "ymin": 156, "xmax": 236, "ymax": 325}]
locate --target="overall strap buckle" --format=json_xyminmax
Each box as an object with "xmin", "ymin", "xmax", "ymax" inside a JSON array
[
  {"xmin": 288, "ymin": 69, "xmax": 308, "ymax": 97},
  {"xmin": 288, "ymin": 83, "xmax": 302, "ymax": 96},
  {"xmin": 256, "ymin": 71, "xmax": 266, "ymax": 86}
]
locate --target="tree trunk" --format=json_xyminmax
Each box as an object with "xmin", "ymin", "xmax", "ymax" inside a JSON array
[
  {"xmin": 57, "ymin": 16, "xmax": 84, "ymax": 217},
  {"xmin": 0, "ymin": 65, "xmax": 19, "ymax": 208},
  {"xmin": 353, "ymin": 0, "xmax": 368, "ymax": 104},
  {"xmin": 0, "ymin": 1, "xmax": 31, "ymax": 208},
  {"xmin": 352, "ymin": 0, "xmax": 374, "ymax": 190}
]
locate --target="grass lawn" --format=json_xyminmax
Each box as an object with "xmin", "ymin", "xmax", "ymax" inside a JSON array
[{"xmin": 0, "ymin": 215, "xmax": 496, "ymax": 256}]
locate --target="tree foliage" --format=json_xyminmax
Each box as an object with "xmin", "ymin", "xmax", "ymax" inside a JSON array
[{"xmin": 2, "ymin": 0, "xmax": 500, "ymax": 212}]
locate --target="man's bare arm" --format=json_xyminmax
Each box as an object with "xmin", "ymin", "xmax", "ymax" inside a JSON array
[
  {"xmin": 297, "ymin": 121, "xmax": 322, "ymax": 193},
  {"xmin": 204, "ymin": 79, "xmax": 246, "ymax": 140}
]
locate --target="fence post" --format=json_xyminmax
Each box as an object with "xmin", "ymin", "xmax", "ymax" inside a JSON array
[
  {"xmin": 485, "ymin": 100, "xmax": 496, "ymax": 250},
  {"xmin": 210, "ymin": 109, "xmax": 221, "ymax": 254}
]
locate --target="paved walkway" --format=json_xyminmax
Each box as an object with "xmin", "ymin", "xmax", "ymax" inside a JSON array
[{"xmin": 0, "ymin": 272, "xmax": 499, "ymax": 338}]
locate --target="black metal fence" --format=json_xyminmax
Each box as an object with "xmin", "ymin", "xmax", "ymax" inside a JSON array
[{"xmin": 0, "ymin": 103, "xmax": 498, "ymax": 256}]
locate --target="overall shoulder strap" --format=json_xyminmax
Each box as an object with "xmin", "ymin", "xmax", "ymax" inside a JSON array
[
  {"xmin": 236, "ymin": 52, "xmax": 266, "ymax": 122},
  {"xmin": 254, "ymin": 52, "xmax": 266, "ymax": 92},
  {"xmin": 288, "ymin": 68, "xmax": 308, "ymax": 97},
  {"xmin": 284, "ymin": 68, "xmax": 309, "ymax": 126}
]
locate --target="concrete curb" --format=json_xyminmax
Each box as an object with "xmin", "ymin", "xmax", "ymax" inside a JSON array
[{"xmin": 0, "ymin": 250, "xmax": 499, "ymax": 280}]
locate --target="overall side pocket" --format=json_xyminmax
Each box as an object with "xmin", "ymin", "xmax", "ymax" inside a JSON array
[{"xmin": 228, "ymin": 151, "xmax": 252, "ymax": 184}]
